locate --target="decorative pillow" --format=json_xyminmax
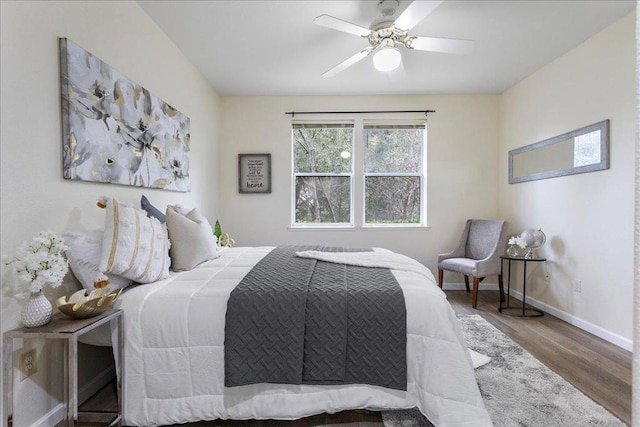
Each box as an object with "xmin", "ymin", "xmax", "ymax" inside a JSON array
[
  {"xmin": 165, "ymin": 205, "xmax": 219, "ymax": 271},
  {"xmin": 63, "ymin": 230, "xmax": 132, "ymax": 291},
  {"xmin": 141, "ymin": 195, "xmax": 166, "ymax": 223},
  {"xmin": 99, "ymin": 197, "xmax": 170, "ymax": 283}
]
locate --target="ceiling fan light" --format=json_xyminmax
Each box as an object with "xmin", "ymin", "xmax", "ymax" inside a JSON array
[{"xmin": 373, "ymin": 46, "xmax": 402, "ymax": 72}]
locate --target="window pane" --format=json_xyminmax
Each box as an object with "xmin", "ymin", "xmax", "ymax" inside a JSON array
[
  {"xmin": 293, "ymin": 127, "xmax": 353, "ymax": 173},
  {"xmin": 295, "ymin": 176, "xmax": 351, "ymax": 223},
  {"xmin": 365, "ymin": 176, "xmax": 420, "ymax": 224},
  {"xmin": 364, "ymin": 127, "xmax": 423, "ymax": 173}
]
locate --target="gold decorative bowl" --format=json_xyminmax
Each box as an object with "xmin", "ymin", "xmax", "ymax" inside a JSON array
[{"xmin": 55, "ymin": 288, "xmax": 122, "ymax": 319}]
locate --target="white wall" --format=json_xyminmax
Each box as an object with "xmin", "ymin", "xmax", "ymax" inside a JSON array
[
  {"xmin": 498, "ymin": 12, "xmax": 636, "ymax": 344},
  {"xmin": 0, "ymin": 1, "xmax": 220, "ymax": 424},
  {"xmin": 219, "ymin": 95, "xmax": 500, "ymax": 273}
]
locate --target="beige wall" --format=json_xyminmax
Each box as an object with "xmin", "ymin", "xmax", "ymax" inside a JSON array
[
  {"xmin": 498, "ymin": 12, "xmax": 636, "ymax": 345},
  {"xmin": 219, "ymin": 95, "xmax": 500, "ymax": 273},
  {"xmin": 0, "ymin": 1, "xmax": 220, "ymax": 424}
]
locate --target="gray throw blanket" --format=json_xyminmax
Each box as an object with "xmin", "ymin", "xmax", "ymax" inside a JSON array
[{"xmin": 224, "ymin": 245, "xmax": 407, "ymax": 390}]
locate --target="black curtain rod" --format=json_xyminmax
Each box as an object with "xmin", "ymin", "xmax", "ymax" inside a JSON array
[{"xmin": 285, "ymin": 110, "xmax": 435, "ymax": 117}]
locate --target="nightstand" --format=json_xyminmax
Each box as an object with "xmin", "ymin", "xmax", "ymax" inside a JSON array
[
  {"xmin": 3, "ymin": 309, "xmax": 123, "ymax": 427},
  {"xmin": 499, "ymin": 256, "xmax": 546, "ymax": 317}
]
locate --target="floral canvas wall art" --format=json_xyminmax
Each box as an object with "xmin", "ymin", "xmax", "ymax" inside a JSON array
[{"xmin": 59, "ymin": 38, "xmax": 191, "ymax": 192}]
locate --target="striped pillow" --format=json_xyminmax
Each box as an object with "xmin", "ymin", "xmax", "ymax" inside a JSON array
[{"xmin": 99, "ymin": 197, "xmax": 170, "ymax": 283}]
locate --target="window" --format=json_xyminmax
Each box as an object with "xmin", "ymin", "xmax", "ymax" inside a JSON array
[
  {"xmin": 292, "ymin": 120, "xmax": 426, "ymax": 227},
  {"xmin": 364, "ymin": 123, "xmax": 424, "ymax": 225},
  {"xmin": 292, "ymin": 123, "xmax": 354, "ymax": 225}
]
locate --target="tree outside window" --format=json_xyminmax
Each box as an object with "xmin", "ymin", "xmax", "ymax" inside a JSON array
[
  {"xmin": 293, "ymin": 124, "xmax": 353, "ymax": 224},
  {"xmin": 364, "ymin": 124, "xmax": 424, "ymax": 224},
  {"xmin": 292, "ymin": 120, "xmax": 426, "ymax": 227}
]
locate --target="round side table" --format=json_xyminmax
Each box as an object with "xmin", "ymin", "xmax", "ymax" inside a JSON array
[{"xmin": 499, "ymin": 255, "xmax": 545, "ymax": 317}]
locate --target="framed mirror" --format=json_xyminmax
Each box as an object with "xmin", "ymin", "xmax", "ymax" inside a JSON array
[{"xmin": 509, "ymin": 120, "xmax": 609, "ymax": 184}]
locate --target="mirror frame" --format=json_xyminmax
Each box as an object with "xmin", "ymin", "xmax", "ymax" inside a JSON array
[{"xmin": 508, "ymin": 119, "xmax": 609, "ymax": 184}]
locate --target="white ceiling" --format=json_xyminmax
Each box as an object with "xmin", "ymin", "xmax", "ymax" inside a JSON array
[{"xmin": 137, "ymin": 1, "xmax": 635, "ymax": 96}]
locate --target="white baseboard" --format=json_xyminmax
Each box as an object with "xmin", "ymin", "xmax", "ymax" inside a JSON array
[
  {"xmin": 442, "ymin": 281, "xmax": 632, "ymax": 351},
  {"xmin": 507, "ymin": 290, "xmax": 633, "ymax": 352},
  {"xmin": 32, "ymin": 403, "xmax": 65, "ymax": 427},
  {"xmin": 30, "ymin": 367, "xmax": 115, "ymax": 426},
  {"xmin": 79, "ymin": 366, "xmax": 115, "ymax": 404}
]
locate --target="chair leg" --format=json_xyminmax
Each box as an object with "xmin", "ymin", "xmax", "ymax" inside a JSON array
[
  {"xmin": 438, "ymin": 269, "xmax": 444, "ymax": 289},
  {"xmin": 498, "ymin": 274, "xmax": 505, "ymax": 302},
  {"xmin": 472, "ymin": 277, "xmax": 480, "ymax": 309},
  {"xmin": 464, "ymin": 276, "xmax": 470, "ymax": 293}
]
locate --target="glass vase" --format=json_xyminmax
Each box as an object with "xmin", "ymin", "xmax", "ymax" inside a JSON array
[
  {"xmin": 506, "ymin": 245, "xmax": 519, "ymax": 258},
  {"xmin": 21, "ymin": 291, "xmax": 52, "ymax": 328}
]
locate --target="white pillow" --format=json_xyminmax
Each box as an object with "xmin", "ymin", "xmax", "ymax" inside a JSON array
[
  {"xmin": 63, "ymin": 230, "xmax": 132, "ymax": 291},
  {"xmin": 99, "ymin": 197, "xmax": 170, "ymax": 283},
  {"xmin": 166, "ymin": 205, "xmax": 218, "ymax": 271}
]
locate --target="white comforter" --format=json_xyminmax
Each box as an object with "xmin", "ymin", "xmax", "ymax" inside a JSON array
[{"xmin": 115, "ymin": 247, "xmax": 492, "ymax": 426}]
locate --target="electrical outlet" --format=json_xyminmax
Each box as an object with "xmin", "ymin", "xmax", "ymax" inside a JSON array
[
  {"xmin": 574, "ymin": 280, "xmax": 582, "ymax": 293},
  {"xmin": 20, "ymin": 348, "xmax": 37, "ymax": 380}
]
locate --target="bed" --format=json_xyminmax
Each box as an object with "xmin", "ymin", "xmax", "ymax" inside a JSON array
[{"xmin": 99, "ymin": 245, "xmax": 492, "ymax": 427}]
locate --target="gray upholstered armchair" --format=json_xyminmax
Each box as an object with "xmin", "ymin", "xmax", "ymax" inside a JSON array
[{"xmin": 438, "ymin": 219, "xmax": 509, "ymax": 309}]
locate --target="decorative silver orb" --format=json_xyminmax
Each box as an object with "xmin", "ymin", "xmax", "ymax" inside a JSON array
[{"xmin": 520, "ymin": 229, "xmax": 546, "ymax": 259}]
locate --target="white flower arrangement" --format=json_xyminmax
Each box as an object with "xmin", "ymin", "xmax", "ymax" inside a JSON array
[
  {"xmin": 3, "ymin": 231, "xmax": 69, "ymax": 297},
  {"xmin": 508, "ymin": 236, "xmax": 528, "ymax": 249}
]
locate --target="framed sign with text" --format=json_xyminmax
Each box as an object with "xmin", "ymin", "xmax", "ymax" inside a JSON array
[{"xmin": 238, "ymin": 153, "xmax": 271, "ymax": 194}]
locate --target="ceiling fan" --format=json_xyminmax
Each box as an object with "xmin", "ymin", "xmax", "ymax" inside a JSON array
[{"xmin": 314, "ymin": 0, "xmax": 473, "ymax": 78}]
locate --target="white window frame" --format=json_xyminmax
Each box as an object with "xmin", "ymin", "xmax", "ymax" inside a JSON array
[
  {"xmin": 290, "ymin": 117, "xmax": 428, "ymax": 229},
  {"xmin": 291, "ymin": 121, "xmax": 355, "ymax": 228},
  {"xmin": 361, "ymin": 120, "xmax": 427, "ymax": 228}
]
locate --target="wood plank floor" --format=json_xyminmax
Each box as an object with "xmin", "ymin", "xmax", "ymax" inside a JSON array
[
  {"xmin": 451, "ymin": 290, "xmax": 631, "ymax": 426},
  {"xmin": 81, "ymin": 290, "xmax": 632, "ymax": 426}
]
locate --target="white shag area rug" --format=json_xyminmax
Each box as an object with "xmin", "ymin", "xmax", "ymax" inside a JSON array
[{"xmin": 382, "ymin": 314, "xmax": 625, "ymax": 427}]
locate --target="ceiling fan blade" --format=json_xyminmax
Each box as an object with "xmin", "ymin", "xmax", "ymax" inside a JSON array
[
  {"xmin": 394, "ymin": 1, "xmax": 444, "ymax": 31},
  {"xmin": 313, "ymin": 14, "xmax": 371, "ymax": 37},
  {"xmin": 409, "ymin": 36, "xmax": 474, "ymax": 54},
  {"xmin": 322, "ymin": 47, "xmax": 375, "ymax": 78}
]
